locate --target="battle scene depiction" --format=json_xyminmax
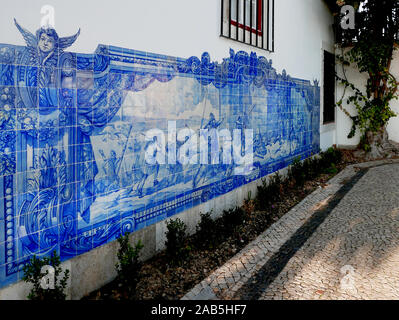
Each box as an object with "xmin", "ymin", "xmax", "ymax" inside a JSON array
[{"xmin": 0, "ymin": 21, "xmax": 320, "ymax": 287}]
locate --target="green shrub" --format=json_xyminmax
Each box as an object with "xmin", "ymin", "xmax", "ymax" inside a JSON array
[
  {"xmin": 195, "ymin": 212, "xmax": 220, "ymax": 249},
  {"xmin": 289, "ymin": 156, "xmax": 306, "ymax": 187},
  {"xmin": 256, "ymin": 172, "xmax": 283, "ymax": 210},
  {"xmin": 319, "ymin": 147, "xmax": 342, "ymax": 170},
  {"xmin": 23, "ymin": 250, "xmax": 70, "ymax": 300},
  {"xmin": 311, "ymin": 156, "xmax": 323, "ymax": 176},
  {"xmin": 302, "ymin": 157, "xmax": 317, "ymax": 180},
  {"xmin": 325, "ymin": 162, "xmax": 338, "ymax": 174},
  {"xmin": 288, "ymin": 148, "xmax": 342, "ymax": 185},
  {"xmin": 165, "ymin": 218, "xmax": 191, "ymax": 264},
  {"xmin": 243, "ymin": 191, "xmax": 256, "ymax": 215},
  {"xmin": 115, "ymin": 232, "xmax": 144, "ymax": 298},
  {"xmin": 221, "ymin": 207, "xmax": 246, "ymax": 234},
  {"xmin": 256, "ymin": 148, "xmax": 343, "ymax": 209}
]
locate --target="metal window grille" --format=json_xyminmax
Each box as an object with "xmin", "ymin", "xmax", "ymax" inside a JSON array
[{"xmin": 220, "ymin": 0, "xmax": 274, "ymax": 52}]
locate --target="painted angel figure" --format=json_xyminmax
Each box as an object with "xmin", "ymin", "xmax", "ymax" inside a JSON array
[
  {"xmin": 14, "ymin": 18, "xmax": 80, "ymax": 69},
  {"xmin": 14, "ymin": 20, "xmax": 124, "ymax": 243},
  {"xmin": 15, "ymin": 19, "xmax": 81, "ymax": 111},
  {"xmin": 13, "ymin": 20, "xmax": 86, "ymax": 257}
]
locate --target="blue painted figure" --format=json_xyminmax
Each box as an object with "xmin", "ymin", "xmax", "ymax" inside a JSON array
[
  {"xmin": 137, "ymin": 135, "xmax": 162, "ymax": 198},
  {"xmin": 193, "ymin": 113, "xmax": 224, "ymax": 188},
  {"xmin": 99, "ymin": 149, "xmax": 122, "ymax": 192}
]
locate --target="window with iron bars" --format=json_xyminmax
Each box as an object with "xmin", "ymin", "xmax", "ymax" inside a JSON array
[{"xmin": 220, "ymin": 0, "xmax": 274, "ymax": 52}]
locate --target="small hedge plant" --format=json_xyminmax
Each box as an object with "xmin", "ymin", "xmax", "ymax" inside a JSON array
[
  {"xmin": 165, "ymin": 218, "xmax": 191, "ymax": 265},
  {"xmin": 195, "ymin": 212, "xmax": 220, "ymax": 249},
  {"xmin": 256, "ymin": 147, "xmax": 343, "ymax": 211},
  {"xmin": 23, "ymin": 250, "xmax": 70, "ymax": 300},
  {"xmin": 115, "ymin": 232, "xmax": 144, "ymax": 299}
]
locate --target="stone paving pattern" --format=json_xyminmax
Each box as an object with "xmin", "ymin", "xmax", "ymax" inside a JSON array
[{"xmin": 182, "ymin": 160, "xmax": 399, "ymax": 300}]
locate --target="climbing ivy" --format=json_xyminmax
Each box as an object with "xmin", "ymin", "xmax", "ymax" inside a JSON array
[{"xmin": 328, "ymin": 0, "xmax": 399, "ymax": 151}]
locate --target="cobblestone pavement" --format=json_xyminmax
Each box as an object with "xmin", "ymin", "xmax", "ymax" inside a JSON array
[{"xmin": 182, "ymin": 160, "xmax": 399, "ymax": 300}]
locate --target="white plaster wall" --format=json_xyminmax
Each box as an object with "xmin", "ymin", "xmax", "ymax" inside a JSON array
[
  {"xmin": 387, "ymin": 50, "xmax": 399, "ymax": 142},
  {"xmin": 336, "ymin": 49, "xmax": 399, "ymax": 146},
  {"xmin": 320, "ymin": 125, "xmax": 336, "ymax": 150}
]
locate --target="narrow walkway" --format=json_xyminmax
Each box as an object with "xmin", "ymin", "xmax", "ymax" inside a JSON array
[{"xmin": 182, "ymin": 159, "xmax": 399, "ymax": 300}]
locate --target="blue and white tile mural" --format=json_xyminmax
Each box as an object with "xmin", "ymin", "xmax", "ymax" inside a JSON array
[{"xmin": 0, "ymin": 21, "xmax": 320, "ymax": 287}]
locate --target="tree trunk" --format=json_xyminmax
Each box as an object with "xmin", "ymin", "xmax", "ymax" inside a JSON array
[{"xmin": 361, "ymin": 126, "xmax": 399, "ymax": 160}]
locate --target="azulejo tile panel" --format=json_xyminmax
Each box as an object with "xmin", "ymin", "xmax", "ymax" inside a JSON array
[{"xmin": 0, "ymin": 21, "xmax": 320, "ymax": 288}]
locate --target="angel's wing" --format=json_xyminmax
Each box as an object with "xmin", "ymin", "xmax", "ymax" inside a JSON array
[
  {"xmin": 14, "ymin": 18, "xmax": 38, "ymax": 61},
  {"xmin": 59, "ymin": 29, "xmax": 80, "ymax": 51},
  {"xmin": 14, "ymin": 18, "xmax": 37, "ymax": 47}
]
